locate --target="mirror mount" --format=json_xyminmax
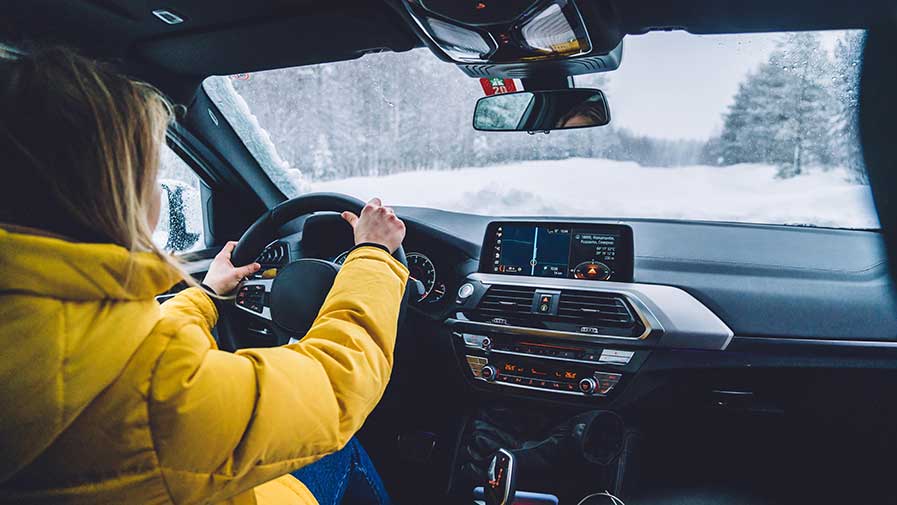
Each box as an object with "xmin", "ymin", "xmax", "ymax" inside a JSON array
[{"xmin": 521, "ymin": 75, "xmax": 575, "ymax": 91}]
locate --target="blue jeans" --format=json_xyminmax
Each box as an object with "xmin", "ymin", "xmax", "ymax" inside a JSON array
[{"xmin": 291, "ymin": 438, "xmax": 392, "ymax": 505}]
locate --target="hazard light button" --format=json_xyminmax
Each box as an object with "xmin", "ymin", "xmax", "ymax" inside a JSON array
[{"xmin": 573, "ymin": 261, "xmax": 612, "ymax": 281}]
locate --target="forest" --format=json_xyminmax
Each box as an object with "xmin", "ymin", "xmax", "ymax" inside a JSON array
[{"xmin": 212, "ymin": 31, "xmax": 865, "ymax": 186}]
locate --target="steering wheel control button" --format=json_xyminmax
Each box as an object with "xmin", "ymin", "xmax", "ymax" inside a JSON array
[
  {"xmin": 578, "ymin": 377, "xmax": 598, "ymax": 394},
  {"xmin": 481, "ymin": 365, "xmax": 497, "ymax": 381},
  {"xmin": 236, "ymin": 284, "xmax": 267, "ymax": 313}
]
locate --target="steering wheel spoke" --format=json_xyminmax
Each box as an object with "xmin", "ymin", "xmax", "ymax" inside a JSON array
[{"xmin": 234, "ymin": 278, "xmax": 273, "ymax": 321}]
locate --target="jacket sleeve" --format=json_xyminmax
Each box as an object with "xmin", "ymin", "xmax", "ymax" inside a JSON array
[
  {"xmin": 159, "ymin": 286, "xmax": 218, "ymax": 333},
  {"xmin": 147, "ymin": 246, "xmax": 409, "ymax": 504}
]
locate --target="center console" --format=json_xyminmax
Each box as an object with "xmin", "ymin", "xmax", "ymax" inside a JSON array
[{"xmin": 446, "ymin": 221, "xmax": 733, "ymax": 402}]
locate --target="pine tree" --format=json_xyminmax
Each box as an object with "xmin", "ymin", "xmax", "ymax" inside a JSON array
[
  {"xmin": 311, "ymin": 133, "xmax": 336, "ymax": 181},
  {"xmin": 774, "ymin": 32, "xmax": 837, "ymax": 177},
  {"xmin": 715, "ymin": 33, "xmax": 838, "ymax": 177},
  {"xmin": 832, "ymin": 31, "xmax": 866, "ymax": 182}
]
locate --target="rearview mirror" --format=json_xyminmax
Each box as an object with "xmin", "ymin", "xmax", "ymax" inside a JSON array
[{"xmin": 473, "ymin": 89, "xmax": 610, "ymax": 132}]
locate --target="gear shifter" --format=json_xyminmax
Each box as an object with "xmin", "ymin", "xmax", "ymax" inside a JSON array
[{"xmin": 484, "ymin": 449, "xmax": 517, "ymax": 505}]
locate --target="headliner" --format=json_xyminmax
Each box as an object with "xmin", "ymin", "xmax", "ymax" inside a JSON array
[{"xmin": 2, "ymin": 0, "xmax": 891, "ymax": 100}]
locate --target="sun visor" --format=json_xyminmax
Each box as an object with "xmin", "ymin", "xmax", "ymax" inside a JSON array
[{"xmin": 137, "ymin": 6, "xmax": 419, "ymax": 77}]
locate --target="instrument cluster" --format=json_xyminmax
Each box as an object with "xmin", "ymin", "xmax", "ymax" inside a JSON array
[{"xmin": 333, "ymin": 250, "xmax": 447, "ymax": 304}]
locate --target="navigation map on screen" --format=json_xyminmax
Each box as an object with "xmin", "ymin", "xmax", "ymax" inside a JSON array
[{"xmin": 483, "ymin": 222, "xmax": 632, "ymax": 282}]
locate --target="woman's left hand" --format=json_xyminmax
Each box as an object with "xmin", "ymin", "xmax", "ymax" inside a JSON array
[{"xmin": 202, "ymin": 241, "xmax": 261, "ymax": 295}]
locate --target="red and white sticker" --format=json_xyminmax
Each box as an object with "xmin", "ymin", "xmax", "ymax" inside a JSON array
[{"xmin": 479, "ymin": 77, "xmax": 520, "ymax": 96}]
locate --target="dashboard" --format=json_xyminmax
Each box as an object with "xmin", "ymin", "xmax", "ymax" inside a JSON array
[{"xmin": 236, "ymin": 208, "xmax": 897, "ymax": 410}]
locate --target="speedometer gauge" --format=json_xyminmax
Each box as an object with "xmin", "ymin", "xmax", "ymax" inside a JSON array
[{"xmin": 407, "ymin": 253, "xmax": 437, "ymax": 302}]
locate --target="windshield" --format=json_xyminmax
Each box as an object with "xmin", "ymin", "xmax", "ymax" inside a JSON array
[{"xmin": 204, "ymin": 30, "xmax": 877, "ymax": 229}]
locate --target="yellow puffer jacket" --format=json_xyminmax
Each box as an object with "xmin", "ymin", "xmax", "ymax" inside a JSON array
[{"xmin": 0, "ymin": 228, "xmax": 409, "ymax": 505}]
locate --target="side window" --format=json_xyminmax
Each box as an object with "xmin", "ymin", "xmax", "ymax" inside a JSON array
[{"xmin": 154, "ymin": 144, "xmax": 206, "ymax": 253}]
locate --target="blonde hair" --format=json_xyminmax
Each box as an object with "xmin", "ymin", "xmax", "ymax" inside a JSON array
[{"xmin": 0, "ymin": 45, "xmax": 194, "ymax": 286}]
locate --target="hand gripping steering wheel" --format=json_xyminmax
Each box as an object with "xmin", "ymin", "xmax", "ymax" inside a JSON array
[{"xmin": 230, "ymin": 192, "xmax": 409, "ymax": 345}]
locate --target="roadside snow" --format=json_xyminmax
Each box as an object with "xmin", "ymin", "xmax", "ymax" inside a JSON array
[{"xmin": 309, "ymin": 158, "xmax": 879, "ymax": 229}]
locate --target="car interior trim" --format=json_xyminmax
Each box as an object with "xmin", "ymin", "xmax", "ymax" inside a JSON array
[{"xmin": 458, "ymin": 272, "xmax": 734, "ymax": 350}]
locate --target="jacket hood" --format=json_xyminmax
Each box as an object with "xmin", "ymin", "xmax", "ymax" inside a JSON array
[
  {"xmin": 0, "ymin": 228, "xmax": 182, "ymax": 483},
  {"xmin": 0, "ymin": 227, "xmax": 182, "ymax": 301}
]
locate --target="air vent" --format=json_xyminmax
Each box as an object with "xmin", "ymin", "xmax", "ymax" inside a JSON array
[
  {"xmin": 557, "ymin": 291, "xmax": 636, "ymax": 327},
  {"xmin": 256, "ymin": 241, "xmax": 289, "ymax": 266},
  {"xmin": 477, "ymin": 285, "xmax": 536, "ymax": 316}
]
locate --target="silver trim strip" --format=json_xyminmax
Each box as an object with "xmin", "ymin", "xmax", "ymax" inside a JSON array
[
  {"xmin": 486, "ymin": 348, "xmax": 628, "ymax": 368},
  {"xmin": 152, "ymin": 9, "xmax": 185, "ymax": 24},
  {"xmin": 475, "ymin": 376, "xmax": 602, "ymax": 397},
  {"xmin": 494, "ymin": 449, "xmax": 516, "ymax": 505},
  {"xmin": 448, "ymin": 318, "xmax": 651, "ymax": 344},
  {"xmin": 731, "ymin": 336, "xmax": 897, "ymax": 350},
  {"xmin": 463, "ymin": 273, "xmax": 734, "ymax": 350},
  {"xmin": 235, "ymin": 279, "xmax": 273, "ymax": 320}
]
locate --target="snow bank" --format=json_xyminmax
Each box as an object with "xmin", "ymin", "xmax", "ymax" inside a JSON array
[{"xmin": 309, "ymin": 158, "xmax": 879, "ymax": 229}]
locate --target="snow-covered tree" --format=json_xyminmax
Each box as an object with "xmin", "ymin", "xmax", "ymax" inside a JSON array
[
  {"xmin": 831, "ymin": 31, "xmax": 866, "ymax": 182},
  {"xmin": 311, "ymin": 133, "xmax": 336, "ymax": 181},
  {"xmin": 715, "ymin": 33, "xmax": 838, "ymax": 177}
]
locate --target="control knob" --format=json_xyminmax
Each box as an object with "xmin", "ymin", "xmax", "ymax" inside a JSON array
[
  {"xmin": 481, "ymin": 365, "xmax": 497, "ymax": 382},
  {"xmin": 458, "ymin": 283, "xmax": 475, "ymax": 299},
  {"xmin": 578, "ymin": 377, "xmax": 598, "ymax": 395}
]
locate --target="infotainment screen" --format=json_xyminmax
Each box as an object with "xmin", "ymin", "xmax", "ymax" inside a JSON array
[{"xmin": 480, "ymin": 222, "xmax": 634, "ymax": 282}]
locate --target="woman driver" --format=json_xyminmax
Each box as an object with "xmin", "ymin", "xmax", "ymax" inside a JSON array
[{"xmin": 0, "ymin": 47, "xmax": 408, "ymax": 505}]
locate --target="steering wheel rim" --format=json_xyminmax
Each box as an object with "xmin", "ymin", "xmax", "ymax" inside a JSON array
[
  {"xmin": 232, "ymin": 192, "xmax": 406, "ymax": 267},
  {"xmin": 231, "ymin": 192, "xmax": 408, "ymax": 346}
]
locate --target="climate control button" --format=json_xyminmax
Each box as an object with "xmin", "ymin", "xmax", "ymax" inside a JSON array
[
  {"xmin": 481, "ymin": 365, "xmax": 497, "ymax": 382},
  {"xmin": 578, "ymin": 377, "xmax": 598, "ymax": 394}
]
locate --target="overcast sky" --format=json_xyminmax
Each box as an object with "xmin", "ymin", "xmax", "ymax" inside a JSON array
[{"xmin": 579, "ymin": 30, "xmax": 849, "ymax": 140}]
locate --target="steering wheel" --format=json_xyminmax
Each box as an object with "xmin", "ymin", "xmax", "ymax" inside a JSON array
[{"xmin": 230, "ymin": 192, "xmax": 409, "ymax": 346}]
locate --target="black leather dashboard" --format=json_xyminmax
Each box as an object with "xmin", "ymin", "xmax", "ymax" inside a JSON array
[{"xmin": 397, "ymin": 207, "xmax": 897, "ymax": 342}]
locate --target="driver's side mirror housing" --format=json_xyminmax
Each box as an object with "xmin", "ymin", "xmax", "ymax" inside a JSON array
[{"xmin": 157, "ymin": 180, "xmax": 201, "ymax": 252}]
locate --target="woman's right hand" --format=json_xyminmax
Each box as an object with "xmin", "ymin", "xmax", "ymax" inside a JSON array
[{"xmin": 341, "ymin": 197, "xmax": 406, "ymax": 253}]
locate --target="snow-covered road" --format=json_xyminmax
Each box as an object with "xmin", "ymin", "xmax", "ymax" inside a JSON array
[{"xmin": 310, "ymin": 159, "xmax": 879, "ymax": 229}]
